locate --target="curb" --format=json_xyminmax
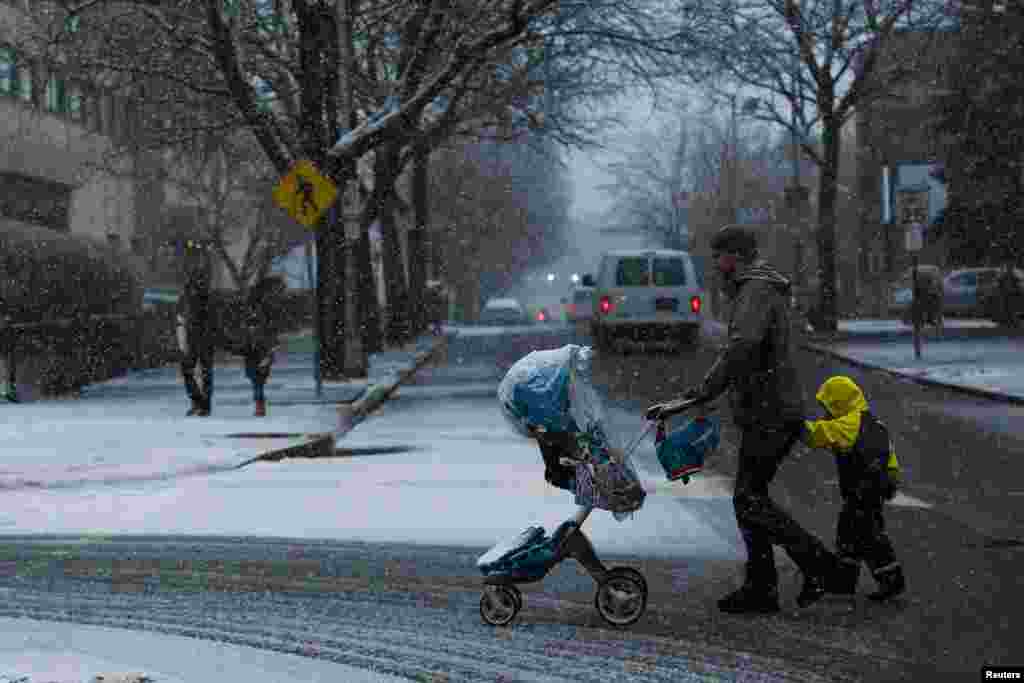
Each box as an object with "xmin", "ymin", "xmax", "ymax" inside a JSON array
[
  {"xmin": 337, "ymin": 334, "xmax": 451, "ymax": 436},
  {"xmin": 800, "ymin": 340, "xmax": 1024, "ymax": 406},
  {"xmin": 242, "ymin": 334, "xmax": 451, "ymax": 463}
]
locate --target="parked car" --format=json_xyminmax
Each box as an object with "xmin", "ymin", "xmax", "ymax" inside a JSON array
[
  {"xmin": 528, "ymin": 304, "xmax": 556, "ymax": 324},
  {"xmin": 979, "ymin": 267, "xmax": 1024, "ymax": 325},
  {"xmin": 587, "ymin": 249, "xmax": 705, "ymax": 351},
  {"xmin": 479, "ymin": 297, "xmax": 530, "ymax": 326},
  {"xmin": 890, "ymin": 266, "xmax": 1024, "ymax": 321}
]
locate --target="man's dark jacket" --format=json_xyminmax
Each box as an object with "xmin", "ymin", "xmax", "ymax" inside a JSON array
[
  {"xmin": 179, "ymin": 276, "xmax": 216, "ymax": 352},
  {"xmin": 695, "ymin": 260, "xmax": 804, "ymax": 430}
]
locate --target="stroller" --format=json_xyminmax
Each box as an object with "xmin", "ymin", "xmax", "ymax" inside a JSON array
[
  {"xmin": 479, "ymin": 346, "xmax": 719, "ymax": 628},
  {"xmin": 476, "ymin": 438, "xmax": 650, "ymax": 629}
]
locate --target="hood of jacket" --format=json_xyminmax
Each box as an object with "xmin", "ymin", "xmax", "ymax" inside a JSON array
[
  {"xmin": 815, "ymin": 375, "xmax": 869, "ymax": 418},
  {"xmin": 721, "ymin": 260, "xmax": 791, "ymax": 300},
  {"xmin": 734, "ymin": 260, "xmax": 792, "ymax": 295}
]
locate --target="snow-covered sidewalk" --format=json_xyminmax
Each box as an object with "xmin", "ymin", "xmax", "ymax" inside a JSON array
[
  {"xmin": 0, "ymin": 335, "xmax": 446, "ymax": 491},
  {"xmin": 804, "ymin": 319, "xmax": 1023, "ymax": 402}
]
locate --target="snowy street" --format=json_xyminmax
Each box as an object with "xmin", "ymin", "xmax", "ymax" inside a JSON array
[{"xmin": 1, "ymin": 321, "xmax": 1023, "ymax": 681}]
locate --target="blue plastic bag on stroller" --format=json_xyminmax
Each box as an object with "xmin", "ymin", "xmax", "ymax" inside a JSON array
[
  {"xmin": 497, "ymin": 345, "xmax": 646, "ymax": 519},
  {"xmin": 655, "ymin": 415, "xmax": 721, "ymax": 482}
]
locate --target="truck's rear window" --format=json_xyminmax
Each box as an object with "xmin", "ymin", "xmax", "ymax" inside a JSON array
[
  {"xmin": 615, "ymin": 257, "xmax": 650, "ymax": 286},
  {"xmin": 653, "ymin": 257, "xmax": 687, "ymax": 286}
]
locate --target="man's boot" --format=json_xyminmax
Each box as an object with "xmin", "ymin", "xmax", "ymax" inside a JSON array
[
  {"xmin": 868, "ymin": 564, "xmax": 905, "ymax": 602},
  {"xmin": 796, "ymin": 573, "xmax": 826, "ymax": 608},
  {"xmin": 827, "ymin": 557, "xmax": 860, "ymax": 595},
  {"xmin": 187, "ymin": 400, "xmax": 203, "ymax": 417},
  {"xmin": 717, "ymin": 584, "xmax": 780, "ymax": 614},
  {"xmin": 254, "ymin": 400, "xmax": 266, "ymax": 417}
]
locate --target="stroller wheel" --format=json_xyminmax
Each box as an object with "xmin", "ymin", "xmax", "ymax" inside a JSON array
[
  {"xmin": 611, "ymin": 567, "xmax": 648, "ymax": 594},
  {"xmin": 595, "ymin": 567, "xmax": 648, "ymax": 628},
  {"xmin": 480, "ymin": 585, "xmax": 521, "ymax": 626}
]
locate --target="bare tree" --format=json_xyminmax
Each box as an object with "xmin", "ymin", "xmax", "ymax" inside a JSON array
[
  {"xmin": 427, "ymin": 136, "xmax": 569, "ymax": 321},
  {"xmin": 596, "ymin": 114, "xmax": 694, "ymax": 250},
  {"xmin": 691, "ymin": 0, "xmax": 955, "ymax": 331}
]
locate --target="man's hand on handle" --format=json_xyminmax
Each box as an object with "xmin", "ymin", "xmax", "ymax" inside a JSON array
[{"xmin": 644, "ymin": 390, "xmax": 704, "ymax": 421}]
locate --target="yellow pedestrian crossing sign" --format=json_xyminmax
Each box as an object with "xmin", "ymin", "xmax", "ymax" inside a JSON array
[{"xmin": 272, "ymin": 160, "xmax": 338, "ymax": 228}]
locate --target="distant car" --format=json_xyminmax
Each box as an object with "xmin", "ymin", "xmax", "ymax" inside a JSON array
[
  {"xmin": 565, "ymin": 285, "xmax": 595, "ymax": 324},
  {"xmin": 587, "ymin": 249, "xmax": 705, "ymax": 350},
  {"xmin": 479, "ymin": 297, "xmax": 530, "ymax": 326},
  {"xmin": 531, "ymin": 305, "xmax": 555, "ymax": 324}
]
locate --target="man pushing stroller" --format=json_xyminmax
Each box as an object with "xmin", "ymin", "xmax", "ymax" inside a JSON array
[{"xmin": 647, "ymin": 224, "xmax": 840, "ymax": 613}]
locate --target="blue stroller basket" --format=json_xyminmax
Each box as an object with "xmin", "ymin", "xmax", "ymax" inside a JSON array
[{"xmin": 655, "ymin": 415, "xmax": 721, "ymax": 483}]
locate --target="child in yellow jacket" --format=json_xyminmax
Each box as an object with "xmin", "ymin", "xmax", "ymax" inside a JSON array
[{"xmin": 802, "ymin": 375, "xmax": 905, "ymax": 601}]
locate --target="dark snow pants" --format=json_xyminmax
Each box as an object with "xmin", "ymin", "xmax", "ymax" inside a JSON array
[
  {"xmin": 734, "ymin": 423, "xmax": 836, "ymax": 590},
  {"xmin": 244, "ymin": 347, "xmax": 274, "ymax": 402},
  {"xmin": 836, "ymin": 491, "xmax": 898, "ymax": 574}
]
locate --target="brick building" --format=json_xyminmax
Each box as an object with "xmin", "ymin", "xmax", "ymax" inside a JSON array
[{"xmin": 0, "ymin": 0, "xmax": 255, "ymax": 292}]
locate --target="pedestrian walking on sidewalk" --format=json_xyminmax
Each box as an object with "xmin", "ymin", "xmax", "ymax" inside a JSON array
[
  {"xmin": 647, "ymin": 224, "xmax": 839, "ymax": 614},
  {"xmin": 237, "ymin": 276, "xmax": 287, "ymax": 417},
  {"xmin": 802, "ymin": 375, "xmax": 906, "ymax": 602},
  {"xmin": 994, "ymin": 262, "xmax": 1023, "ymax": 329},
  {"xmin": 178, "ymin": 265, "xmax": 215, "ymax": 417}
]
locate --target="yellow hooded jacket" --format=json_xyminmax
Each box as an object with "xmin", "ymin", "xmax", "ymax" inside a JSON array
[{"xmin": 802, "ymin": 376, "xmax": 901, "ymax": 483}]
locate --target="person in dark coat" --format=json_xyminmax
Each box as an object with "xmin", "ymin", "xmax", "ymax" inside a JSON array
[
  {"xmin": 178, "ymin": 266, "xmax": 215, "ymax": 417},
  {"xmin": 994, "ymin": 263, "xmax": 1023, "ymax": 328},
  {"xmin": 239, "ymin": 276, "xmax": 287, "ymax": 417},
  {"xmin": 911, "ymin": 266, "xmax": 944, "ymax": 329},
  {"xmin": 646, "ymin": 224, "xmax": 838, "ymax": 614}
]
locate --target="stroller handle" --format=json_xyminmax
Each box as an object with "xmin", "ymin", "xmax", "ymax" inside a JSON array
[{"xmin": 653, "ymin": 396, "xmax": 714, "ymax": 420}]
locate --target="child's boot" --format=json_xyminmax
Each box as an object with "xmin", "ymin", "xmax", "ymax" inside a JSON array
[
  {"xmin": 868, "ymin": 564, "xmax": 905, "ymax": 602},
  {"xmin": 254, "ymin": 400, "xmax": 266, "ymax": 417}
]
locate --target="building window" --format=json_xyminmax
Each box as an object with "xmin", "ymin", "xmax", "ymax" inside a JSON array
[
  {"xmin": 67, "ymin": 83, "xmax": 84, "ymax": 121},
  {"xmin": 0, "ymin": 47, "xmax": 32, "ymax": 102},
  {"xmin": 255, "ymin": 0, "xmax": 286, "ymax": 33},
  {"xmin": 46, "ymin": 76, "xmax": 67, "ymax": 113},
  {"xmin": 0, "ymin": 47, "xmax": 14, "ymax": 95}
]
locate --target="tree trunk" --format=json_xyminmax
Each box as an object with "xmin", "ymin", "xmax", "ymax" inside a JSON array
[
  {"xmin": 356, "ymin": 215, "xmax": 382, "ymax": 354},
  {"xmin": 316, "ymin": 207, "xmax": 346, "ymax": 379},
  {"xmin": 407, "ymin": 143, "xmax": 430, "ymax": 334},
  {"xmin": 815, "ymin": 115, "xmax": 842, "ymax": 332},
  {"xmin": 377, "ymin": 141, "xmax": 410, "ymax": 345}
]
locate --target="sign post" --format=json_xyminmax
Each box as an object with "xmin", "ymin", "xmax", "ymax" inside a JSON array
[
  {"xmin": 896, "ymin": 188, "xmax": 928, "ymax": 360},
  {"xmin": 272, "ymin": 160, "xmax": 339, "ymax": 398}
]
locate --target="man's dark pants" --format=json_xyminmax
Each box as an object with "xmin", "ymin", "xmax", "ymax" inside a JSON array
[
  {"xmin": 734, "ymin": 422, "xmax": 834, "ymax": 591},
  {"xmin": 182, "ymin": 341, "xmax": 214, "ymax": 412}
]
